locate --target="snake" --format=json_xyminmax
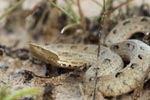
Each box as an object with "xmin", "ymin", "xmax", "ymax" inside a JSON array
[
  {"xmin": 84, "ymin": 40, "xmax": 150, "ymax": 96},
  {"xmin": 29, "ymin": 16, "xmax": 150, "ymax": 97},
  {"xmin": 105, "ymin": 16, "xmax": 150, "ymax": 45},
  {"xmin": 30, "ymin": 43, "xmax": 123, "ymax": 76}
]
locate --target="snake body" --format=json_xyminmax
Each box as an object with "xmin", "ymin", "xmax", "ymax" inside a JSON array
[
  {"xmin": 85, "ymin": 40, "xmax": 150, "ymax": 96},
  {"xmin": 29, "ymin": 16, "xmax": 150, "ymax": 97},
  {"xmin": 105, "ymin": 16, "xmax": 150, "ymax": 45}
]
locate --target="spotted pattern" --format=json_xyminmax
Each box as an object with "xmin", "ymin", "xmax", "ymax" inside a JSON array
[
  {"xmin": 29, "ymin": 17, "xmax": 150, "ymax": 97},
  {"xmin": 85, "ymin": 40, "xmax": 150, "ymax": 96},
  {"xmin": 105, "ymin": 17, "xmax": 150, "ymax": 45}
]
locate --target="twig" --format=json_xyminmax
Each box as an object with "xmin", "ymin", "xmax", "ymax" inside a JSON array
[
  {"xmin": 0, "ymin": 0, "xmax": 25, "ymax": 20},
  {"xmin": 93, "ymin": 0, "xmax": 103, "ymax": 7},
  {"xmin": 77, "ymin": 0, "xmax": 86, "ymax": 31},
  {"xmin": 92, "ymin": 0, "xmax": 106, "ymax": 100},
  {"xmin": 107, "ymin": 0, "xmax": 133, "ymax": 16},
  {"xmin": 79, "ymin": 83, "xmax": 87, "ymax": 100}
]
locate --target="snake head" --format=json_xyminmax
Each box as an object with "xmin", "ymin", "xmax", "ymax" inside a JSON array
[{"xmin": 29, "ymin": 43, "xmax": 59, "ymax": 66}]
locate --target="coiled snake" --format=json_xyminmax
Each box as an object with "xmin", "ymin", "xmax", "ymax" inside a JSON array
[{"xmin": 30, "ymin": 16, "xmax": 150, "ymax": 97}]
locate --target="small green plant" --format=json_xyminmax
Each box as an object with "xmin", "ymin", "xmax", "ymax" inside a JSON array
[
  {"xmin": 0, "ymin": 0, "xmax": 25, "ymax": 20},
  {"xmin": 47, "ymin": 0, "xmax": 80, "ymax": 34},
  {"xmin": 0, "ymin": 84, "xmax": 42, "ymax": 100},
  {"xmin": 47, "ymin": 0, "xmax": 79, "ymax": 24}
]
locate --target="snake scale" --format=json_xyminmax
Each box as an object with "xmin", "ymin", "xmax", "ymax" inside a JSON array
[{"xmin": 29, "ymin": 16, "xmax": 150, "ymax": 97}]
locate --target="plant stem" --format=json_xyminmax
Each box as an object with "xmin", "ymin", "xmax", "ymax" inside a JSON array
[
  {"xmin": 4, "ymin": 87, "xmax": 42, "ymax": 100},
  {"xmin": 64, "ymin": 0, "xmax": 79, "ymax": 23},
  {"xmin": 47, "ymin": 0, "xmax": 77, "ymax": 22},
  {"xmin": 60, "ymin": 23, "xmax": 79, "ymax": 34},
  {"xmin": 0, "ymin": 0, "xmax": 25, "ymax": 20}
]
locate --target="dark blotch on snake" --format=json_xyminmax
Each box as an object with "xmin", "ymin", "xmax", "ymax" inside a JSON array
[
  {"xmin": 122, "ymin": 20, "xmax": 130, "ymax": 26},
  {"xmin": 138, "ymin": 54, "xmax": 143, "ymax": 60},
  {"xmin": 115, "ymin": 72, "xmax": 122, "ymax": 78},
  {"xmin": 141, "ymin": 17, "xmax": 148, "ymax": 22}
]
